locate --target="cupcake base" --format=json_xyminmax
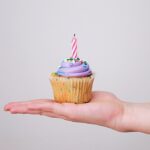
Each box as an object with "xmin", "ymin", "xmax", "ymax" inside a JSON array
[{"xmin": 49, "ymin": 73, "xmax": 94, "ymax": 103}]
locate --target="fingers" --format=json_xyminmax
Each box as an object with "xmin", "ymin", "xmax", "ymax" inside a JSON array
[
  {"xmin": 28, "ymin": 101, "xmax": 78, "ymax": 120},
  {"xmin": 4, "ymin": 99, "xmax": 51, "ymax": 111},
  {"xmin": 9, "ymin": 106, "xmax": 65, "ymax": 119},
  {"xmin": 4, "ymin": 99, "xmax": 77, "ymax": 120},
  {"xmin": 4, "ymin": 98, "xmax": 93, "ymax": 123}
]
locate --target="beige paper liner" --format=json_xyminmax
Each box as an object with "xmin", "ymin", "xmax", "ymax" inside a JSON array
[{"xmin": 49, "ymin": 74, "xmax": 94, "ymax": 103}]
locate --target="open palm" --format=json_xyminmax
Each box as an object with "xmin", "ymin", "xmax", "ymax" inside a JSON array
[{"xmin": 4, "ymin": 91, "xmax": 124, "ymax": 130}]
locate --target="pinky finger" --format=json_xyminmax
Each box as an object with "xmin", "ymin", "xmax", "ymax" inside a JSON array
[
  {"xmin": 41, "ymin": 112, "xmax": 67, "ymax": 119},
  {"xmin": 10, "ymin": 109, "xmax": 41, "ymax": 115}
]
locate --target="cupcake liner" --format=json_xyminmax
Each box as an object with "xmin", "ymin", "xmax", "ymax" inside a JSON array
[{"xmin": 49, "ymin": 74, "xmax": 94, "ymax": 103}]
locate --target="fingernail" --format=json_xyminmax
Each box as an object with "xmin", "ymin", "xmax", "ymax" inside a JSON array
[{"xmin": 4, "ymin": 105, "xmax": 9, "ymax": 111}]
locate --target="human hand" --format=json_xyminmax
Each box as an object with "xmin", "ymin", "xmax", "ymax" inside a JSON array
[{"xmin": 4, "ymin": 91, "xmax": 126, "ymax": 131}]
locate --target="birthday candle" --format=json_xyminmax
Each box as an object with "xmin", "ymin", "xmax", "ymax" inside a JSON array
[{"xmin": 71, "ymin": 34, "xmax": 78, "ymax": 58}]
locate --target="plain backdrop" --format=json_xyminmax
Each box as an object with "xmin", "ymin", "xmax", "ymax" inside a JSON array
[{"xmin": 0, "ymin": 0, "xmax": 150, "ymax": 150}]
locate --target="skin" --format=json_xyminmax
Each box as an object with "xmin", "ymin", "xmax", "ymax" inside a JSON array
[{"xmin": 4, "ymin": 91, "xmax": 150, "ymax": 134}]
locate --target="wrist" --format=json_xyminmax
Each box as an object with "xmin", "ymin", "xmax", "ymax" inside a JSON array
[
  {"xmin": 118, "ymin": 102, "xmax": 150, "ymax": 134},
  {"xmin": 118, "ymin": 102, "xmax": 136, "ymax": 132}
]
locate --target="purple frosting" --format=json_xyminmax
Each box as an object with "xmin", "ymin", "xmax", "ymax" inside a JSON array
[{"xmin": 56, "ymin": 58, "xmax": 92, "ymax": 77}]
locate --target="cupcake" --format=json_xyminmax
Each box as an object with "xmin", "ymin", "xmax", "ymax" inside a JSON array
[{"xmin": 49, "ymin": 35, "xmax": 94, "ymax": 103}]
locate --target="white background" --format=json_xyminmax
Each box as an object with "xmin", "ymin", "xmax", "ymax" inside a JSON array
[{"xmin": 0, "ymin": 0, "xmax": 150, "ymax": 149}]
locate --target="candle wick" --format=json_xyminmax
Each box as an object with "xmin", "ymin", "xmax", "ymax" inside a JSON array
[{"xmin": 74, "ymin": 34, "xmax": 76, "ymax": 37}]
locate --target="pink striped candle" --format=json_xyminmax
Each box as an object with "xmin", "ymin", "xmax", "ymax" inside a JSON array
[{"xmin": 71, "ymin": 34, "xmax": 78, "ymax": 58}]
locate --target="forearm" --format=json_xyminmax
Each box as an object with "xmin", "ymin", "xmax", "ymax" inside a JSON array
[{"xmin": 120, "ymin": 102, "xmax": 150, "ymax": 134}]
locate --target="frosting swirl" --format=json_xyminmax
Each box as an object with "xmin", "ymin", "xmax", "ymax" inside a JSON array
[{"xmin": 56, "ymin": 58, "xmax": 92, "ymax": 77}]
